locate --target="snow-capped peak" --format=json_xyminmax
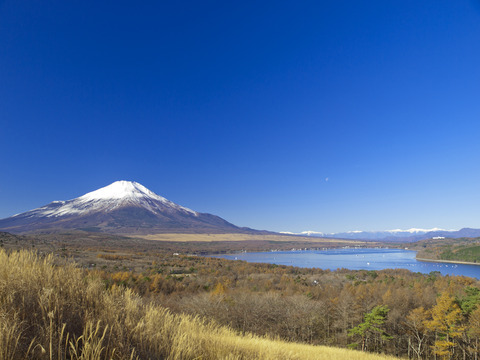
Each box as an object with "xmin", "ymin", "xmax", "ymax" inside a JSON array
[
  {"xmin": 281, "ymin": 227, "xmax": 457, "ymax": 241},
  {"xmin": 15, "ymin": 181, "xmax": 198, "ymax": 218},
  {"xmin": 79, "ymin": 181, "xmax": 164, "ymax": 202},
  {"xmin": 300, "ymin": 231, "xmax": 325, "ymax": 236},
  {"xmin": 387, "ymin": 227, "xmax": 448, "ymax": 234}
]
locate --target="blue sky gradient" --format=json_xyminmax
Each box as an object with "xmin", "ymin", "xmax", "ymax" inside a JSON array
[{"xmin": 1, "ymin": 0, "xmax": 480, "ymax": 233}]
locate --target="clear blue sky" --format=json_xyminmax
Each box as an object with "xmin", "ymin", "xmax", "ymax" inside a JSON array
[{"xmin": 1, "ymin": 0, "xmax": 480, "ymax": 233}]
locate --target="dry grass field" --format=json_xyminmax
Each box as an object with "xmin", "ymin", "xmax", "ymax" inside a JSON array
[
  {"xmin": 0, "ymin": 248, "xmax": 400, "ymax": 360},
  {"xmin": 134, "ymin": 232, "xmax": 363, "ymax": 243}
]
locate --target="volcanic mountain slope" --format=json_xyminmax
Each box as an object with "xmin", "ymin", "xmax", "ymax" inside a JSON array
[{"xmin": 0, "ymin": 181, "xmax": 254, "ymax": 235}]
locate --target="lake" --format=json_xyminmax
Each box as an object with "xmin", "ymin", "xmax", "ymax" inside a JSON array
[{"xmin": 211, "ymin": 248, "xmax": 480, "ymax": 279}]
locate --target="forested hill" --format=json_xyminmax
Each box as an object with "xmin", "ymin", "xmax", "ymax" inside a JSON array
[{"xmin": 412, "ymin": 237, "xmax": 480, "ymax": 263}]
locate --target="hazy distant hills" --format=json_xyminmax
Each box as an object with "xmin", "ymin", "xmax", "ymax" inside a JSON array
[
  {"xmin": 284, "ymin": 228, "xmax": 480, "ymax": 242},
  {"xmin": 0, "ymin": 181, "xmax": 262, "ymax": 235}
]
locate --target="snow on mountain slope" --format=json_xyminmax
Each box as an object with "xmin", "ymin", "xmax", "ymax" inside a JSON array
[
  {"xmin": 381, "ymin": 228, "xmax": 447, "ymax": 234},
  {"xmin": 14, "ymin": 181, "xmax": 198, "ymax": 219},
  {"xmin": 282, "ymin": 228, "xmax": 459, "ymax": 241}
]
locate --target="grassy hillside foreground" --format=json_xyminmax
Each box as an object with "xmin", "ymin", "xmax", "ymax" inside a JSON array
[{"xmin": 0, "ymin": 249, "xmax": 397, "ymax": 360}]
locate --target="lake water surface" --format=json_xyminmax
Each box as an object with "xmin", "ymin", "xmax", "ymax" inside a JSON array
[{"xmin": 212, "ymin": 248, "xmax": 480, "ymax": 279}]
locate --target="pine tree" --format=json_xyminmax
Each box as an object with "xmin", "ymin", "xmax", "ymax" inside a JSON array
[{"xmin": 348, "ymin": 305, "xmax": 392, "ymax": 352}]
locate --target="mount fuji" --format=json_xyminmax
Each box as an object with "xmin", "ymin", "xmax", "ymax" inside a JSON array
[{"xmin": 0, "ymin": 181, "xmax": 254, "ymax": 235}]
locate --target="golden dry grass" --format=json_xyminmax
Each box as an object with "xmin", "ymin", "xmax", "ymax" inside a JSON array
[
  {"xmin": 0, "ymin": 249, "xmax": 398, "ymax": 359},
  {"xmin": 133, "ymin": 233, "xmax": 360, "ymax": 243}
]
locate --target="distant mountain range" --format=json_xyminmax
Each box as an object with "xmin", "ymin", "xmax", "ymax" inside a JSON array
[
  {"xmin": 0, "ymin": 181, "xmax": 261, "ymax": 235},
  {"xmin": 2, "ymin": 180, "xmax": 479, "ymax": 242},
  {"xmin": 282, "ymin": 228, "xmax": 480, "ymax": 242}
]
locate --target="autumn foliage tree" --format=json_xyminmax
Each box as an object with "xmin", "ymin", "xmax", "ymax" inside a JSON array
[
  {"xmin": 405, "ymin": 306, "xmax": 429, "ymax": 359},
  {"xmin": 468, "ymin": 307, "xmax": 480, "ymax": 359},
  {"xmin": 425, "ymin": 292, "xmax": 464, "ymax": 359}
]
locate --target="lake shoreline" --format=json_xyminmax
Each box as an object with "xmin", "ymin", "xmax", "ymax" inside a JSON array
[
  {"xmin": 211, "ymin": 249, "xmax": 480, "ymax": 279},
  {"xmin": 416, "ymin": 257, "xmax": 480, "ymax": 266}
]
